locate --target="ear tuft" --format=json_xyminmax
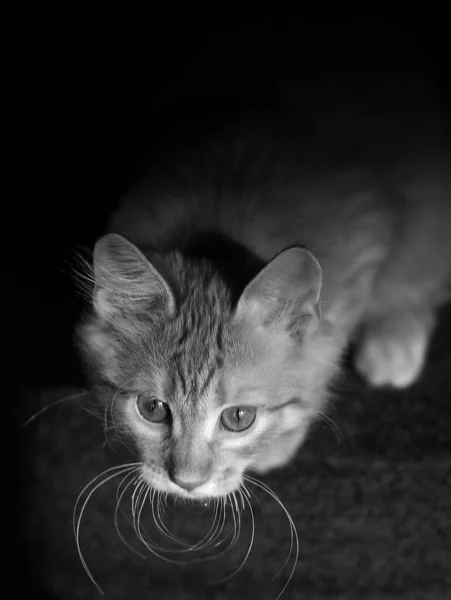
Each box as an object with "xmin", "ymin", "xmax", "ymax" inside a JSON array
[{"xmin": 92, "ymin": 234, "xmax": 175, "ymax": 320}]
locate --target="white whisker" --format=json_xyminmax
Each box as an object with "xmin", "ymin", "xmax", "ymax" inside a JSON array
[
  {"xmin": 136, "ymin": 486, "xmax": 183, "ymax": 559},
  {"xmin": 114, "ymin": 471, "xmax": 145, "ymax": 559},
  {"xmin": 223, "ymin": 493, "xmax": 240, "ymax": 555},
  {"xmin": 105, "ymin": 382, "xmax": 136, "ymax": 454},
  {"xmin": 73, "ymin": 462, "xmax": 141, "ymax": 594},
  {"xmin": 135, "ymin": 489, "xmax": 196, "ymax": 565},
  {"xmin": 203, "ymin": 496, "xmax": 230, "ymax": 555},
  {"xmin": 228, "ymin": 491, "xmax": 242, "ymax": 553},
  {"xmin": 153, "ymin": 490, "xmax": 191, "ymax": 548},
  {"xmin": 242, "ymin": 483, "xmax": 267, "ymax": 528},
  {"xmin": 22, "ymin": 390, "xmax": 89, "ymax": 429},
  {"xmin": 238, "ymin": 487, "xmax": 246, "ymax": 511},
  {"xmin": 213, "ymin": 489, "xmax": 254, "ymax": 585},
  {"xmin": 134, "ymin": 481, "xmax": 150, "ymax": 548},
  {"xmin": 244, "ymin": 475, "xmax": 299, "ymax": 600},
  {"xmin": 192, "ymin": 499, "xmax": 224, "ymax": 553},
  {"xmin": 102, "ymin": 384, "xmax": 114, "ymax": 449},
  {"xmin": 316, "ymin": 411, "xmax": 346, "ymax": 448}
]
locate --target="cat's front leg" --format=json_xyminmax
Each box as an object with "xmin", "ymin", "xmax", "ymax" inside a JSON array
[{"xmin": 354, "ymin": 306, "xmax": 436, "ymax": 388}]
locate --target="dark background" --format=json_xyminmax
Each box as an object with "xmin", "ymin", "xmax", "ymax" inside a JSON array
[
  {"xmin": 17, "ymin": 16, "xmax": 450, "ymax": 600},
  {"xmin": 20, "ymin": 21, "xmax": 450, "ymax": 388}
]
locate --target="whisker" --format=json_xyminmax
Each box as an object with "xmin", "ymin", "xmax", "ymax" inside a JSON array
[
  {"xmin": 242, "ymin": 483, "xmax": 267, "ymax": 528},
  {"xmin": 153, "ymin": 494, "xmax": 222, "ymax": 555},
  {"xmin": 73, "ymin": 463, "xmax": 141, "ymax": 594},
  {"xmin": 102, "ymin": 384, "xmax": 114, "ymax": 450},
  {"xmin": 244, "ymin": 475, "xmax": 299, "ymax": 600},
  {"xmin": 161, "ymin": 491, "xmax": 171, "ymax": 513},
  {"xmin": 209, "ymin": 496, "xmax": 236, "ymax": 553},
  {"xmin": 148, "ymin": 488, "xmax": 170, "ymax": 549},
  {"xmin": 200, "ymin": 496, "xmax": 232, "ymax": 556},
  {"xmin": 153, "ymin": 490, "xmax": 192, "ymax": 548},
  {"xmin": 245, "ymin": 477, "xmax": 294, "ymax": 571},
  {"xmin": 212, "ymin": 489, "xmax": 254, "ymax": 585},
  {"xmin": 116, "ymin": 467, "xmax": 137, "ymax": 503},
  {"xmin": 133, "ymin": 482, "xmax": 172, "ymax": 556},
  {"xmin": 316, "ymin": 410, "xmax": 346, "ymax": 448},
  {"xmin": 232, "ymin": 491, "xmax": 243, "ymax": 549},
  {"xmin": 134, "ymin": 481, "xmax": 150, "ymax": 549},
  {"xmin": 21, "ymin": 390, "xmax": 89, "ymax": 429},
  {"xmin": 137, "ymin": 487, "xmax": 184, "ymax": 558},
  {"xmin": 185, "ymin": 497, "xmax": 240, "ymax": 560},
  {"xmin": 136, "ymin": 489, "xmax": 197, "ymax": 565},
  {"xmin": 191, "ymin": 499, "xmax": 225, "ymax": 554},
  {"xmin": 222, "ymin": 492, "xmax": 241, "ymax": 556},
  {"xmin": 222, "ymin": 493, "xmax": 240, "ymax": 555},
  {"xmin": 114, "ymin": 471, "xmax": 146, "ymax": 559},
  {"xmin": 105, "ymin": 383, "xmax": 136, "ymax": 454}
]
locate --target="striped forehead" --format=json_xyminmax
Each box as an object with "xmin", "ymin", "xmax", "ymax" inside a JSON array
[
  {"xmin": 168, "ymin": 348, "xmax": 222, "ymax": 399},
  {"xmin": 166, "ymin": 311, "xmax": 225, "ymax": 399}
]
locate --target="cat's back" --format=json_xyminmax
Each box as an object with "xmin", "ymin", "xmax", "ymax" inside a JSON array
[{"xmin": 108, "ymin": 71, "xmax": 450, "ymax": 275}]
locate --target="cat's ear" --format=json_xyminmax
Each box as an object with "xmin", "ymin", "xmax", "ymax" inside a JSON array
[
  {"xmin": 92, "ymin": 233, "xmax": 175, "ymax": 320},
  {"xmin": 235, "ymin": 247, "xmax": 322, "ymax": 336}
]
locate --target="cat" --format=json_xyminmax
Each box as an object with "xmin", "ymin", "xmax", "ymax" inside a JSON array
[{"xmin": 77, "ymin": 72, "xmax": 451, "ymax": 501}]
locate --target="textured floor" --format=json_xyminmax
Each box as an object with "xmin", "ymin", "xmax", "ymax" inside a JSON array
[{"xmin": 19, "ymin": 308, "xmax": 451, "ymax": 600}]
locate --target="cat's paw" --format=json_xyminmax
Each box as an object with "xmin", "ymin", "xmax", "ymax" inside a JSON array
[{"xmin": 354, "ymin": 310, "xmax": 434, "ymax": 388}]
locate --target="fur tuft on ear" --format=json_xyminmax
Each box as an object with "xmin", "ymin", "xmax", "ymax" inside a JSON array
[
  {"xmin": 235, "ymin": 246, "xmax": 322, "ymax": 336},
  {"xmin": 92, "ymin": 233, "xmax": 175, "ymax": 321}
]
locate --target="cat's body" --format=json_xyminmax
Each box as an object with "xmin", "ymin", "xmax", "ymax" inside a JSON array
[{"xmin": 79, "ymin": 73, "xmax": 451, "ymax": 500}]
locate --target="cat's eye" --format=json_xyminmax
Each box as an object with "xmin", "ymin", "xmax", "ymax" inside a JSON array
[
  {"xmin": 136, "ymin": 395, "xmax": 171, "ymax": 423},
  {"xmin": 220, "ymin": 407, "xmax": 257, "ymax": 432}
]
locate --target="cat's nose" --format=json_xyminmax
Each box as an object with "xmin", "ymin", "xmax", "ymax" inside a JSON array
[{"xmin": 171, "ymin": 473, "xmax": 209, "ymax": 492}]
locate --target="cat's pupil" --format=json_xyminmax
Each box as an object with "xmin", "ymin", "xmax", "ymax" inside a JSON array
[
  {"xmin": 220, "ymin": 406, "xmax": 257, "ymax": 432},
  {"xmin": 136, "ymin": 395, "xmax": 170, "ymax": 423}
]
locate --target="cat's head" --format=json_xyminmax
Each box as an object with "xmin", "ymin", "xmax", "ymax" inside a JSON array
[{"xmin": 78, "ymin": 233, "xmax": 328, "ymax": 500}]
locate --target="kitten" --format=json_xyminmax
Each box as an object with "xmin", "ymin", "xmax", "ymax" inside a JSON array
[{"xmin": 78, "ymin": 72, "xmax": 451, "ymax": 500}]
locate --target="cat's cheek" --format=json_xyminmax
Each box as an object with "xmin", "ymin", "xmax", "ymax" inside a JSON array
[
  {"xmin": 251, "ymin": 422, "xmax": 311, "ymax": 473},
  {"xmin": 279, "ymin": 404, "xmax": 314, "ymax": 434}
]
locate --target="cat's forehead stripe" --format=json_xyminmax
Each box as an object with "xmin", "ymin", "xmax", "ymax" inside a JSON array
[
  {"xmin": 167, "ymin": 299, "xmax": 225, "ymax": 399},
  {"xmin": 198, "ymin": 364, "xmax": 217, "ymax": 396}
]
